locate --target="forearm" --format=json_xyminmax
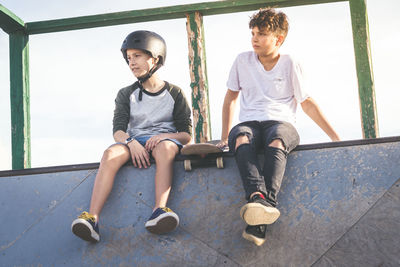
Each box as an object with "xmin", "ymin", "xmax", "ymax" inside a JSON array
[
  {"xmin": 113, "ymin": 130, "xmax": 130, "ymax": 143},
  {"xmin": 301, "ymin": 97, "xmax": 340, "ymax": 141},
  {"xmin": 221, "ymin": 90, "xmax": 239, "ymax": 141}
]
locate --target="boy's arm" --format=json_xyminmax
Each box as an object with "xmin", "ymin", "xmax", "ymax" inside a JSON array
[
  {"xmin": 217, "ymin": 89, "xmax": 239, "ymax": 148},
  {"xmin": 113, "ymin": 130, "xmax": 151, "ymax": 169},
  {"xmin": 113, "ymin": 85, "xmax": 135, "ymax": 135},
  {"xmin": 170, "ymin": 84, "xmax": 193, "ymax": 139},
  {"xmin": 113, "ymin": 130, "xmax": 130, "ymax": 143},
  {"xmin": 301, "ymin": 97, "xmax": 340, "ymax": 141}
]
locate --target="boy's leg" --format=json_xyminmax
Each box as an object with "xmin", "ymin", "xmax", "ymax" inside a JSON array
[
  {"xmin": 152, "ymin": 140, "xmax": 179, "ymax": 209},
  {"xmin": 89, "ymin": 144, "xmax": 131, "ymax": 219},
  {"xmin": 262, "ymin": 121, "xmax": 300, "ymax": 207},
  {"xmin": 229, "ymin": 121, "xmax": 279, "ymax": 245},
  {"xmin": 228, "ymin": 121, "xmax": 266, "ymax": 199},
  {"xmin": 145, "ymin": 140, "xmax": 180, "ymax": 234},
  {"xmin": 71, "ymin": 144, "xmax": 130, "ymax": 242}
]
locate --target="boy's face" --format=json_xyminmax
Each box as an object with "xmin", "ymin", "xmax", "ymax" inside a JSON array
[
  {"xmin": 251, "ymin": 27, "xmax": 283, "ymax": 57},
  {"xmin": 126, "ymin": 48, "xmax": 157, "ymax": 78}
]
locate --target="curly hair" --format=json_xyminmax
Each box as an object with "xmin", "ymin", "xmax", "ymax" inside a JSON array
[{"xmin": 249, "ymin": 8, "xmax": 289, "ymax": 40}]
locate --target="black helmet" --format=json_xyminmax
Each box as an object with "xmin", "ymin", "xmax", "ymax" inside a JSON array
[{"xmin": 121, "ymin": 30, "xmax": 166, "ymax": 66}]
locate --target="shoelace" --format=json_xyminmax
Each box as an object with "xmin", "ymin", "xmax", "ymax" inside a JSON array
[{"xmin": 78, "ymin": 211, "xmax": 96, "ymax": 223}]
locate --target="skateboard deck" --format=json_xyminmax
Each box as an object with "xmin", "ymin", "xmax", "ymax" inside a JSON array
[{"xmin": 181, "ymin": 143, "xmax": 224, "ymax": 171}]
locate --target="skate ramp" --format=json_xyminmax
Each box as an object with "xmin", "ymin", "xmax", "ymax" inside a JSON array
[{"xmin": 1, "ymin": 137, "xmax": 399, "ymax": 266}]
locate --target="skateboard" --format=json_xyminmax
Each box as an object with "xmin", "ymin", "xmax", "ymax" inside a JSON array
[{"xmin": 180, "ymin": 143, "xmax": 225, "ymax": 171}]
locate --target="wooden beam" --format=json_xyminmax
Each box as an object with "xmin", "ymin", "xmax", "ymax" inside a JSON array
[
  {"xmin": 9, "ymin": 30, "xmax": 31, "ymax": 169},
  {"xmin": 25, "ymin": 0, "xmax": 347, "ymax": 34},
  {"xmin": 0, "ymin": 4, "xmax": 25, "ymax": 33},
  {"xmin": 186, "ymin": 12, "xmax": 212, "ymax": 143},
  {"xmin": 349, "ymin": 0, "xmax": 378, "ymax": 138}
]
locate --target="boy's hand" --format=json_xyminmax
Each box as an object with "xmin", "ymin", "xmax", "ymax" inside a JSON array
[
  {"xmin": 145, "ymin": 134, "xmax": 169, "ymax": 152},
  {"xmin": 216, "ymin": 139, "xmax": 228, "ymax": 149},
  {"xmin": 127, "ymin": 140, "xmax": 150, "ymax": 168}
]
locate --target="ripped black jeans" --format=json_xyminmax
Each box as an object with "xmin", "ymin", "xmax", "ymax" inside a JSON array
[{"xmin": 228, "ymin": 120, "xmax": 300, "ymax": 207}]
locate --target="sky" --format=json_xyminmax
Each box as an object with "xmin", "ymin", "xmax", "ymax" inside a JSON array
[{"xmin": 1, "ymin": 0, "xmax": 399, "ymax": 170}]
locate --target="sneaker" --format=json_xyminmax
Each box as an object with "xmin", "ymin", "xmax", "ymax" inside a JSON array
[
  {"xmin": 242, "ymin": 224, "xmax": 267, "ymax": 246},
  {"xmin": 71, "ymin": 211, "xmax": 100, "ymax": 242},
  {"xmin": 239, "ymin": 193, "xmax": 280, "ymax": 225},
  {"xmin": 145, "ymin": 207, "xmax": 179, "ymax": 234}
]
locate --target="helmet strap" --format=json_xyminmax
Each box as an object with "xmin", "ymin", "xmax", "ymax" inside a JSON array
[{"xmin": 136, "ymin": 63, "xmax": 161, "ymax": 101}]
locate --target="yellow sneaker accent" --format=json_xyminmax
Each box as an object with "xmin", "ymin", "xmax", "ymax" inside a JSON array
[
  {"xmin": 161, "ymin": 207, "xmax": 173, "ymax": 213},
  {"xmin": 78, "ymin": 211, "xmax": 96, "ymax": 223}
]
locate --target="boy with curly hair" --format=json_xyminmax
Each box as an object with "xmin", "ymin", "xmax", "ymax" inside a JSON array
[{"xmin": 217, "ymin": 8, "xmax": 340, "ymax": 246}]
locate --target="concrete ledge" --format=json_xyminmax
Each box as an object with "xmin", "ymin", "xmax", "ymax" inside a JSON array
[
  {"xmin": 1, "ymin": 138, "xmax": 399, "ymax": 266},
  {"xmin": 1, "ymin": 136, "xmax": 399, "ymax": 177}
]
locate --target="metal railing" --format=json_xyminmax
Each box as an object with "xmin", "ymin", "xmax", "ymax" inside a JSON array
[{"xmin": 0, "ymin": 0, "xmax": 376, "ymax": 169}]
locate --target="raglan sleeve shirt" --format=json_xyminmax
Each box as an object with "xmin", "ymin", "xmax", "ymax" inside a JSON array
[
  {"xmin": 112, "ymin": 82, "xmax": 192, "ymax": 137},
  {"xmin": 169, "ymin": 85, "xmax": 192, "ymax": 135},
  {"xmin": 113, "ymin": 84, "xmax": 135, "ymax": 135}
]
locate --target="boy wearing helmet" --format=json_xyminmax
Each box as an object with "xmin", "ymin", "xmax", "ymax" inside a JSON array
[
  {"xmin": 71, "ymin": 31, "xmax": 192, "ymax": 242},
  {"xmin": 217, "ymin": 8, "xmax": 340, "ymax": 246}
]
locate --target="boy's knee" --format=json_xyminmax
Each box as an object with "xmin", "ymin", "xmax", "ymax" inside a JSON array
[
  {"xmin": 153, "ymin": 141, "xmax": 178, "ymax": 160},
  {"xmin": 235, "ymin": 134, "xmax": 250, "ymax": 151},
  {"xmin": 102, "ymin": 147, "xmax": 116, "ymax": 161},
  {"xmin": 101, "ymin": 145, "xmax": 129, "ymax": 163},
  {"xmin": 268, "ymin": 139, "xmax": 285, "ymax": 150}
]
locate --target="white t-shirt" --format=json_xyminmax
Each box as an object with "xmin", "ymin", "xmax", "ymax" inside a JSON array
[{"xmin": 227, "ymin": 51, "xmax": 309, "ymax": 124}]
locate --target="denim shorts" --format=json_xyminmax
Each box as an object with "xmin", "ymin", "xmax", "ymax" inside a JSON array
[
  {"xmin": 112, "ymin": 135, "xmax": 183, "ymax": 150},
  {"xmin": 228, "ymin": 120, "xmax": 300, "ymax": 153},
  {"xmin": 135, "ymin": 135, "xmax": 183, "ymax": 149}
]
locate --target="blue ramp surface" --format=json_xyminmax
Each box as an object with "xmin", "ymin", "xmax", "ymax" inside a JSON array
[{"xmin": 1, "ymin": 137, "xmax": 399, "ymax": 266}]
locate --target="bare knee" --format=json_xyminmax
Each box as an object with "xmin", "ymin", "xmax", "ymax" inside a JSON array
[
  {"xmin": 152, "ymin": 141, "xmax": 178, "ymax": 162},
  {"xmin": 100, "ymin": 145, "xmax": 129, "ymax": 166},
  {"xmin": 235, "ymin": 134, "xmax": 250, "ymax": 151},
  {"xmin": 268, "ymin": 139, "xmax": 285, "ymax": 150}
]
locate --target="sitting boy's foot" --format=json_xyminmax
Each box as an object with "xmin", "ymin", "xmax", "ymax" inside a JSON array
[
  {"xmin": 145, "ymin": 207, "xmax": 179, "ymax": 235},
  {"xmin": 71, "ymin": 211, "xmax": 100, "ymax": 242},
  {"xmin": 240, "ymin": 193, "xmax": 280, "ymax": 225},
  {"xmin": 242, "ymin": 224, "xmax": 267, "ymax": 246}
]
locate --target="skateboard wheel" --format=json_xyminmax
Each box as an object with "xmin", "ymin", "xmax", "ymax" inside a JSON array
[
  {"xmin": 216, "ymin": 157, "xmax": 224, "ymax": 168},
  {"xmin": 184, "ymin": 160, "xmax": 192, "ymax": 171}
]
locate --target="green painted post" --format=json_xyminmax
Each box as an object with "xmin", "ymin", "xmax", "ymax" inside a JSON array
[
  {"xmin": 349, "ymin": 0, "xmax": 378, "ymax": 138},
  {"xmin": 9, "ymin": 30, "xmax": 31, "ymax": 169},
  {"xmin": 186, "ymin": 12, "xmax": 212, "ymax": 143},
  {"xmin": 0, "ymin": 4, "xmax": 25, "ymax": 33}
]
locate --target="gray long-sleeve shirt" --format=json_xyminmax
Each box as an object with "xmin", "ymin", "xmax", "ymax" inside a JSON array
[{"xmin": 113, "ymin": 81, "xmax": 192, "ymax": 138}]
